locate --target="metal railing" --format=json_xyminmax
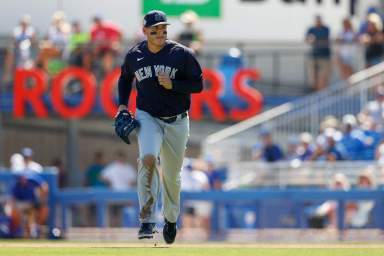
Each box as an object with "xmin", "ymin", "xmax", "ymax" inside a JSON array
[
  {"xmin": 203, "ymin": 62, "xmax": 384, "ymax": 162},
  {"xmin": 224, "ymin": 161, "xmax": 383, "ymax": 190}
]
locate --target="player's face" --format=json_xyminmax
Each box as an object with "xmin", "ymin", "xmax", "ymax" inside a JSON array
[{"xmin": 144, "ymin": 24, "xmax": 168, "ymax": 48}]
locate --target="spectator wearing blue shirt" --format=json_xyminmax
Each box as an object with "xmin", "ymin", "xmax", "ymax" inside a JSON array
[
  {"xmin": 305, "ymin": 15, "xmax": 331, "ymax": 91},
  {"xmin": 252, "ymin": 129, "xmax": 284, "ymax": 162},
  {"xmin": 203, "ymin": 156, "xmax": 227, "ymax": 190},
  {"xmin": 360, "ymin": 118, "xmax": 382, "ymax": 160},
  {"xmin": 337, "ymin": 115, "xmax": 364, "ymax": 160},
  {"xmin": 9, "ymin": 172, "xmax": 49, "ymax": 238}
]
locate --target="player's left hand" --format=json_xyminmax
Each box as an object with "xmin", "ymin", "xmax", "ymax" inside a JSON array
[
  {"xmin": 114, "ymin": 110, "xmax": 140, "ymax": 144},
  {"xmin": 158, "ymin": 74, "xmax": 172, "ymax": 89}
]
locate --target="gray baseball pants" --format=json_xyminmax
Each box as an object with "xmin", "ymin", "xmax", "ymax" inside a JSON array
[{"xmin": 135, "ymin": 109, "xmax": 189, "ymax": 223}]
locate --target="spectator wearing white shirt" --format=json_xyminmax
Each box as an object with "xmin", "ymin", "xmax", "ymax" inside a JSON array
[
  {"xmin": 21, "ymin": 148, "xmax": 43, "ymax": 173},
  {"xmin": 101, "ymin": 151, "xmax": 137, "ymax": 227},
  {"xmin": 101, "ymin": 151, "xmax": 136, "ymax": 191},
  {"xmin": 10, "ymin": 153, "xmax": 25, "ymax": 172},
  {"xmin": 180, "ymin": 159, "xmax": 211, "ymax": 238},
  {"xmin": 10, "ymin": 148, "xmax": 43, "ymax": 173}
]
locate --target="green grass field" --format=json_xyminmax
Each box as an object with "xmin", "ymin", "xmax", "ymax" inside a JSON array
[{"xmin": 1, "ymin": 241, "xmax": 384, "ymax": 256}]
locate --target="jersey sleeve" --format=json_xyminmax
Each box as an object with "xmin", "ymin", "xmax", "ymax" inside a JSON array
[
  {"xmin": 118, "ymin": 54, "xmax": 135, "ymax": 106},
  {"xmin": 171, "ymin": 49, "xmax": 203, "ymax": 94}
]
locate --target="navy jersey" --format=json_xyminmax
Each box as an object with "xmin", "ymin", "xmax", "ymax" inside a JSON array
[{"xmin": 118, "ymin": 40, "xmax": 203, "ymax": 117}]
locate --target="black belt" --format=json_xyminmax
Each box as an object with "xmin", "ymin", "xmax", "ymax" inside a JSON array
[{"xmin": 158, "ymin": 112, "xmax": 187, "ymax": 123}]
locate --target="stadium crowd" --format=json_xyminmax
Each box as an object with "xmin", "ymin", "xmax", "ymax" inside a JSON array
[
  {"xmin": 252, "ymin": 85, "xmax": 384, "ymax": 163},
  {"xmin": 1, "ymin": 9, "xmax": 203, "ymax": 92},
  {"xmin": 3, "ymin": 6, "xmax": 384, "ymax": 93}
]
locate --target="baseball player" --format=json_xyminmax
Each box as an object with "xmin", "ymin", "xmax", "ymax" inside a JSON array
[{"xmin": 116, "ymin": 10, "xmax": 203, "ymax": 244}]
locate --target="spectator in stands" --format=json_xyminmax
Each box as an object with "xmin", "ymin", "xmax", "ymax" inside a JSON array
[
  {"xmin": 357, "ymin": 6, "xmax": 384, "ymax": 36},
  {"xmin": 47, "ymin": 11, "xmax": 70, "ymax": 57},
  {"xmin": 90, "ymin": 15, "xmax": 122, "ymax": 76},
  {"xmin": 348, "ymin": 168, "xmax": 376, "ymax": 228},
  {"xmin": 359, "ymin": 13, "xmax": 383, "ymax": 68},
  {"xmin": 51, "ymin": 157, "xmax": 67, "ymax": 188},
  {"xmin": 359, "ymin": 117, "xmax": 381, "ymax": 160},
  {"xmin": 101, "ymin": 151, "xmax": 136, "ymax": 226},
  {"xmin": 68, "ymin": 21, "xmax": 91, "ymax": 70},
  {"xmin": 296, "ymin": 132, "xmax": 314, "ymax": 161},
  {"xmin": 252, "ymin": 129, "xmax": 284, "ymax": 162},
  {"xmin": 180, "ymin": 158, "xmax": 211, "ymax": 238},
  {"xmin": 10, "ymin": 148, "xmax": 43, "ymax": 174},
  {"xmin": 7, "ymin": 172, "xmax": 49, "ymax": 238},
  {"xmin": 375, "ymin": 140, "xmax": 384, "ymax": 166},
  {"xmin": 36, "ymin": 11, "xmax": 70, "ymax": 74},
  {"xmin": 101, "ymin": 151, "xmax": 136, "ymax": 191},
  {"xmin": 310, "ymin": 128, "xmax": 343, "ymax": 161},
  {"xmin": 2, "ymin": 14, "xmax": 36, "ymax": 84},
  {"xmin": 335, "ymin": 18, "xmax": 357, "ymax": 80},
  {"xmin": 21, "ymin": 147, "xmax": 43, "ymax": 173},
  {"xmin": 305, "ymin": 15, "xmax": 331, "ymax": 91},
  {"xmin": 358, "ymin": 85, "xmax": 384, "ymax": 130},
  {"xmin": 337, "ymin": 114, "xmax": 364, "ymax": 160},
  {"xmin": 176, "ymin": 10, "xmax": 204, "ymax": 55},
  {"xmin": 84, "ymin": 151, "xmax": 106, "ymax": 187},
  {"xmin": 9, "ymin": 153, "xmax": 25, "ymax": 173},
  {"xmin": 285, "ymin": 135, "xmax": 299, "ymax": 160},
  {"xmin": 320, "ymin": 115, "xmax": 340, "ymax": 132},
  {"xmin": 307, "ymin": 173, "xmax": 350, "ymax": 229},
  {"xmin": 12, "ymin": 14, "xmax": 36, "ymax": 69},
  {"xmin": 202, "ymin": 155, "xmax": 227, "ymax": 190}
]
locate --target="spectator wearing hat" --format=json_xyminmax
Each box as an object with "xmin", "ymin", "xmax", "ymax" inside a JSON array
[
  {"xmin": 296, "ymin": 132, "xmax": 315, "ymax": 161},
  {"xmin": 347, "ymin": 168, "xmax": 376, "ymax": 228},
  {"xmin": 307, "ymin": 173, "xmax": 351, "ymax": 229},
  {"xmin": 359, "ymin": 12, "xmax": 384, "ymax": 68},
  {"xmin": 357, "ymin": 6, "xmax": 384, "ymax": 36},
  {"xmin": 176, "ymin": 10, "xmax": 204, "ymax": 55},
  {"xmin": 35, "ymin": 11, "xmax": 70, "ymax": 74},
  {"xmin": 7, "ymin": 172, "xmax": 49, "ymax": 238},
  {"xmin": 47, "ymin": 11, "xmax": 71, "ymax": 56},
  {"xmin": 311, "ymin": 128, "xmax": 343, "ymax": 161},
  {"xmin": 252, "ymin": 129, "xmax": 284, "ymax": 162},
  {"xmin": 359, "ymin": 85, "xmax": 384, "ymax": 130},
  {"xmin": 202, "ymin": 156, "xmax": 227, "ymax": 190},
  {"xmin": 21, "ymin": 148, "xmax": 43, "ymax": 173}
]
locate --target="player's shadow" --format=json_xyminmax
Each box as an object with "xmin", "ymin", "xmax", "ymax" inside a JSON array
[{"xmin": 93, "ymin": 246, "xmax": 170, "ymax": 249}]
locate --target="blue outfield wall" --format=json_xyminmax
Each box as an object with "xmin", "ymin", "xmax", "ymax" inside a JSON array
[{"xmin": 1, "ymin": 171, "xmax": 384, "ymax": 240}]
